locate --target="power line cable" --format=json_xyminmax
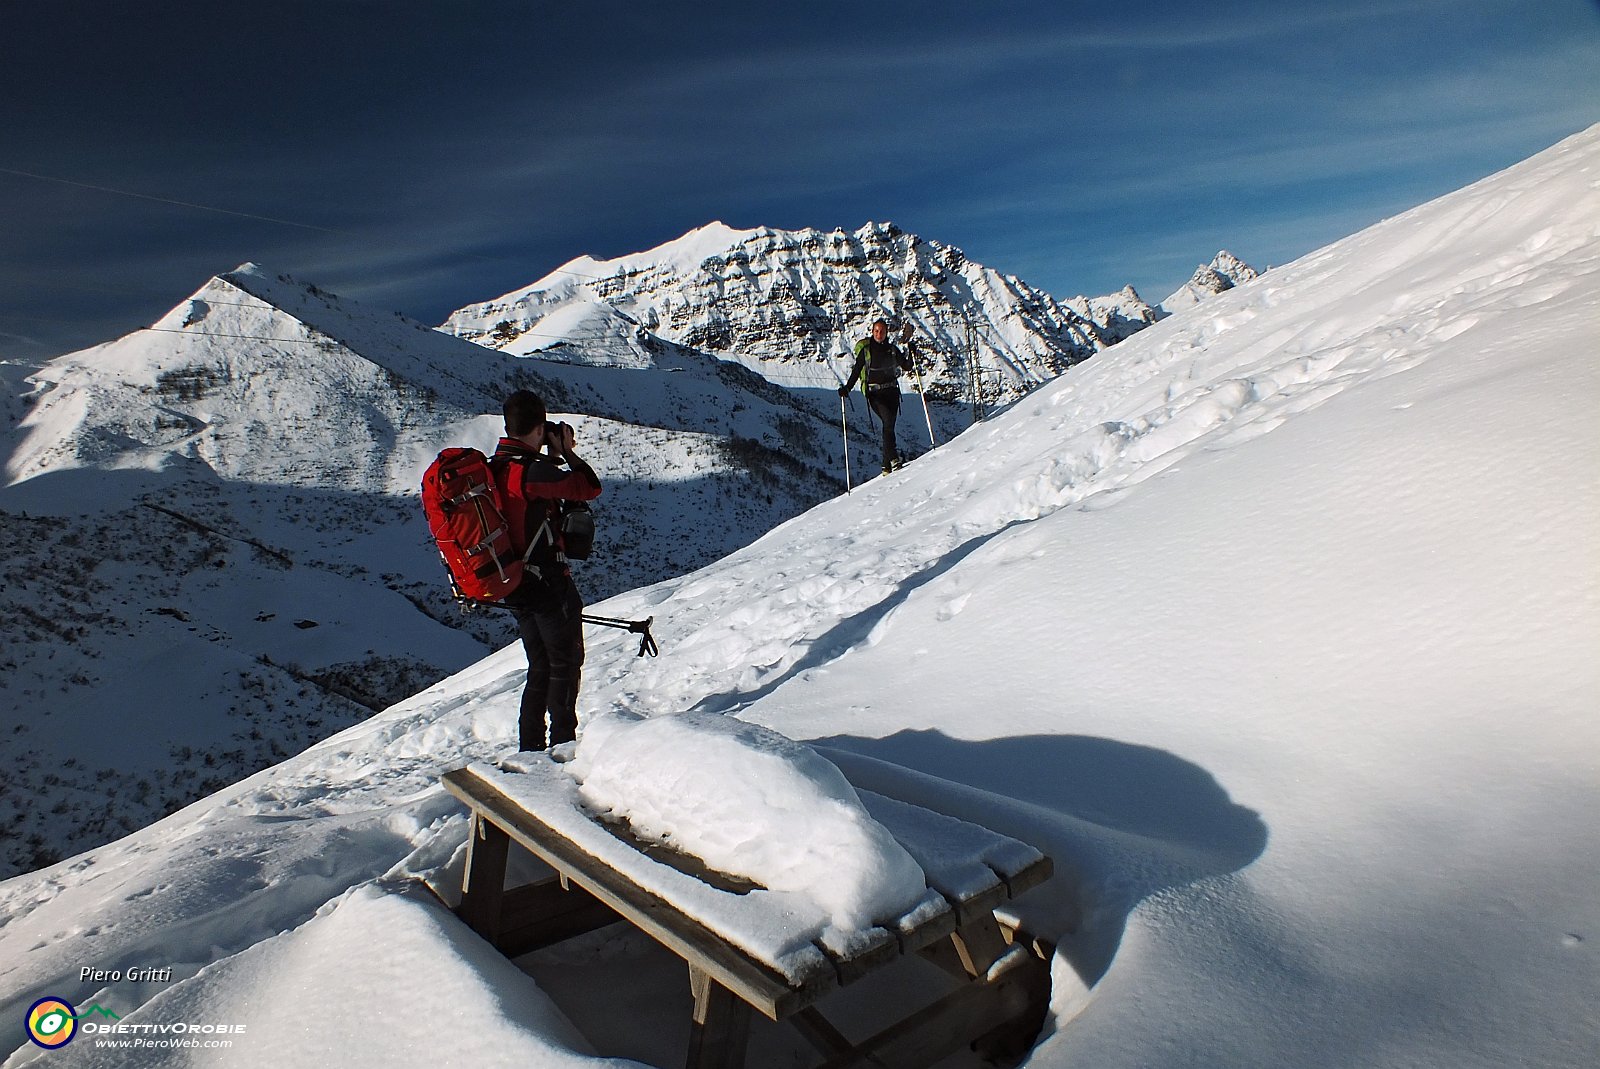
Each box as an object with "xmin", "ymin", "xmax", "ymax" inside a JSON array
[
  {"xmin": 0, "ymin": 166, "xmax": 350, "ymax": 236},
  {"xmin": 0, "ymin": 164, "xmax": 618, "ymax": 283},
  {"xmin": 135, "ymin": 324, "xmax": 593, "ymax": 348}
]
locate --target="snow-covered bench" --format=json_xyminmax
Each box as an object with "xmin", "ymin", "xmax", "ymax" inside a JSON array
[{"xmin": 440, "ymin": 759, "xmax": 1054, "ymax": 1069}]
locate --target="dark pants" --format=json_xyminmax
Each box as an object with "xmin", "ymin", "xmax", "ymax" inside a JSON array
[
  {"xmin": 509, "ymin": 578, "xmax": 585, "ymax": 751},
  {"xmin": 867, "ymin": 387, "xmax": 901, "ymax": 471}
]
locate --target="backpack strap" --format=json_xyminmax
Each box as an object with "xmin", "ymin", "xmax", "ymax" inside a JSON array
[
  {"xmin": 525, "ymin": 515, "xmax": 558, "ymax": 558},
  {"xmin": 494, "ymin": 452, "xmax": 571, "ymax": 581}
]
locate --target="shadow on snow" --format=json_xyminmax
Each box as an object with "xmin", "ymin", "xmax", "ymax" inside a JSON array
[{"xmin": 815, "ymin": 728, "xmax": 1269, "ymax": 993}]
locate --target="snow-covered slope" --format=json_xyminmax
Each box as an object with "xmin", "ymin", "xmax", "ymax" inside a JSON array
[
  {"xmin": 3, "ymin": 125, "xmax": 1594, "ymax": 1067},
  {"xmin": 443, "ymin": 221, "xmax": 1160, "ymax": 409},
  {"xmin": 0, "ymin": 266, "xmax": 847, "ymax": 880}
]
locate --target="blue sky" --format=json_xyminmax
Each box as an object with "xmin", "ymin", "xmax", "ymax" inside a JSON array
[{"xmin": 2, "ymin": 0, "xmax": 1596, "ymax": 359}]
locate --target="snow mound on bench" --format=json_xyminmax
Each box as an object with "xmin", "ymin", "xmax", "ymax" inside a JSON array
[{"xmin": 569, "ymin": 711, "xmax": 928, "ymax": 936}]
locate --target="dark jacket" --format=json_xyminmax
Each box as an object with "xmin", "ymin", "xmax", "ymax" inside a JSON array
[
  {"xmin": 490, "ymin": 437, "xmax": 601, "ymax": 590},
  {"xmin": 843, "ymin": 337, "xmax": 913, "ymax": 393}
]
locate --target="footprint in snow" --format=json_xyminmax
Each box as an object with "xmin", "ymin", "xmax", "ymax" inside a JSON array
[{"xmin": 936, "ymin": 593, "xmax": 972, "ymax": 621}]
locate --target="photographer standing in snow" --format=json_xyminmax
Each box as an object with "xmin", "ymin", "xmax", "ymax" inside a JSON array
[
  {"xmin": 840, "ymin": 318, "xmax": 917, "ymax": 476},
  {"xmin": 492, "ymin": 390, "xmax": 602, "ymax": 753}
]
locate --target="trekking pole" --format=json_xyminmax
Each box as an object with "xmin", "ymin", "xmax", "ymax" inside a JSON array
[
  {"xmin": 829, "ymin": 349, "xmax": 858, "ymax": 494},
  {"xmin": 839, "ymin": 393, "xmax": 852, "ymax": 492},
  {"xmin": 913, "ymin": 361, "xmax": 936, "ymax": 447},
  {"xmin": 581, "ymin": 614, "xmax": 659, "ymax": 657},
  {"xmin": 454, "ymin": 592, "xmax": 658, "ymax": 657},
  {"xmin": 900, "ymin": 324, "xmax": 937, "ymax": 448}
]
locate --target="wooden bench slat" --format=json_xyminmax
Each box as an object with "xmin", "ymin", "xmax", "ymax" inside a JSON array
[
  {"xmin": 1001, "ymin": 852, "xmax": 1054, "ymax": 899},
  {"xmin": 443, "ymin": 766, "xmax": 832, "ymax": 1019}
]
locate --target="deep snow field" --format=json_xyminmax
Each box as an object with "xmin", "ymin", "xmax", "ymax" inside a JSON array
[{"xmin": 1, "ymin": 125, "xmax": 1596, "ymax": 1068}]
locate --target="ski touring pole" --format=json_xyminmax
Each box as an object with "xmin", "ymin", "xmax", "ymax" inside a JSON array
[
  {"xmin": 581, "ymin": 614, "xmax": 659, "ymax": 657},
  {"xmin": 827, "ymin": 349, "xmax": 856, "ymax": 494},
  {"xmin": 900, "ymin": 323, "xmax": 937, "ymax": 448},
  {"xmin": 840, "ymin": 394, "xmax": 852, "ymax": 492},
  {"xmin": 452, "ymin": 592, "xmax": 659, "ymax": 657},
  {"xmin": 913, "ymin": 362, "xmax": 936, "ymax": 447}
]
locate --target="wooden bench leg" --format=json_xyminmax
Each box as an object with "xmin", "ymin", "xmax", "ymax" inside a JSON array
[
  {"xmin": 814, "ymin": 947, "xmax": 1048, "ymax": 1069},
  {"xmin": 459, "ymin": 814, "xmax": 510, "ymax": 944},
  {"xmin": 950, "ymin": 913, "xmax": 1012, "ymax": 979},
  {"xmin": 687, "ymin": 965, "xmax": 752, "ymax": 1069},
  {"xmin": 791, "ymin": 1007, "xmax": 853, "ymax": 1059}
]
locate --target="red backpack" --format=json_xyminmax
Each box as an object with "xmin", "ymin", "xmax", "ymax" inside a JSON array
[{"xmin": 421, "ymin": 448, "xmax": 522, "ymax": 602}]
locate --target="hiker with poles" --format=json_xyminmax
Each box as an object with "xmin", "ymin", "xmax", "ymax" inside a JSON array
[
  {"xmin": 490, "ymin": 390, "xmax": 603, "ymax": 754},
  {"xmin": 422, "ymin": 391, "xmax": 659, "ymax": 755},
  {"xmin": 839, "ymin": 318, "xmax": 926, "ymax": 476}
]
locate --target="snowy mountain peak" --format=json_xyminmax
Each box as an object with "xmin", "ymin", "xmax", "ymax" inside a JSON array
[
  {"xmin": 1157, "ymin": 249, "xmax": 1261, "ymax": 317},
  {"xmin": 147, "ymin": 266, "xmax": 325, "ymax": 339},
  {"xmin": 555, "ymin": 220, "xmax": 762, "ymax": 285},
  {"xmin": 1205, "ymin": 249, "xmax": 1256, "ymax": 284},
  {"xmin": 5, "ymin": 266, "xmax": 514, "ymax": 492},
  {"xmin": 444, "ymin": 220, "xmax": 1160, "ymax": 404}
]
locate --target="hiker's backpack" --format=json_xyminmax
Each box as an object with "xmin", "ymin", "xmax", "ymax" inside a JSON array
[
  {"xmin": 559, "ymin": 500, "xmax": 595, "ymax": 561},
  {"xmin": 421, "ymin": 447, "xmax": 523, "ymax": 601},
  {"xmin": 854, "ymin": 336, "xmax": 906, "ymax": 394},
  {"xmin": 519, "ymin": 489, "xmax": 596, "ymax": 567}
]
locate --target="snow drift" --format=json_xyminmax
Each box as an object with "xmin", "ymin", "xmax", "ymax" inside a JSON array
[{"xmin": 569, "ymin": 711, "xmax": 928, "ymax": 941}]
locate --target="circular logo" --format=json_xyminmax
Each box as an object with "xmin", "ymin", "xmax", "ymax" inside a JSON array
[{"xmin": 26, "ymin": 997, "xmax": 78, "ymax": 1049}]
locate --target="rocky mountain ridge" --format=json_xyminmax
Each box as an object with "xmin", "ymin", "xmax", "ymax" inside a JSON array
[{"xmin": 445, "ymin": 221, "xmax": 1165, "ymax": 409}]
